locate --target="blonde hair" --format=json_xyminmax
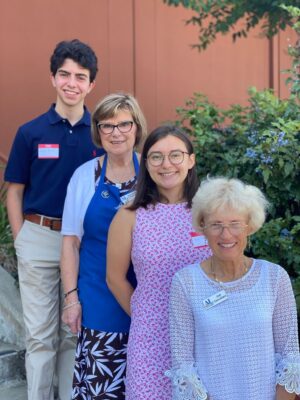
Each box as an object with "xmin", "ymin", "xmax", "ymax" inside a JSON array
[
  {"xmin": 91, "ymin": 92, "xmax": 147, "ymax": 149},
  {"xmin": 192, "ymin": 177, "xmax": 269, "ymax": 234}
]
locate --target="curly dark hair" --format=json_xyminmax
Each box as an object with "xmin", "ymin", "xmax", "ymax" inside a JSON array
[{"xmin": 50, "ymin": 39, "xmax": 98, "ymax": 82}]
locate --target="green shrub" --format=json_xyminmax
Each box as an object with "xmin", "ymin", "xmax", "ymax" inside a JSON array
[
  {"xmin": 0, "ymin": 175, "xmax": 17, "ymax": 278},
  {"xmin": 175, "ymin": 88, "xmax": 300, "ymax": 304}
]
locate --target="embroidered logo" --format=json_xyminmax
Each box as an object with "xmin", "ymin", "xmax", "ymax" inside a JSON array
[{"xmin": 101, "ymin": 190, "xmax": 110, "ymax": 199}]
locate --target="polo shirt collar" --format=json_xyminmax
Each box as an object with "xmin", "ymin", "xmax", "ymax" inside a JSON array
[{"xmin": 47, "ymin": 104, "xmax": 91, "ymax": 126}]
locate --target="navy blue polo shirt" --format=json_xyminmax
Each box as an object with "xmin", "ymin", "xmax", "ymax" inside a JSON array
[{"xmin": 5, "ymin": 104, "xmax": 103, "ymax": 218}]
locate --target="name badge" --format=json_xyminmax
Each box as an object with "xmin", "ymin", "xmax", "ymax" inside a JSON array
[
  {"xmin": 38, "ymin": 144, "xmax": 59, "ymax": 159},
  {"xmin": 203, "ymin": 290, "xmax": 228, "ymax": 309},
  {"xmin": 120, "ymin": 190, "xmax": 136, "ymax": 205},
  {"xmin": 190, "ymin": 232, "xmax": 208, "ymax": 248}
]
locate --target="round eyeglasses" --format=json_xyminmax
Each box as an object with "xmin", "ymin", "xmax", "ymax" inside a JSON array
[
  {"xmin": 97, "ymin": 121, "xmax": 134, "ymax": 135},
  {"xmin": 147, "ymin": 150, "xmax": 190, "ymax": 167},
  {"xmin": 203, "ymin": 222, "xmax": 248, "ymax": 236}
]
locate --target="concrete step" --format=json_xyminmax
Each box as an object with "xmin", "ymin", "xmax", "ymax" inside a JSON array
[
  {"xmin": 0, "ymin": 341, "xmax": 26, "ymax": 399},
  {"xmin": 0, "ymin": 379, "xmax": 27, "ymax": 400},
  {"xmin": 0, "ymin": 341, "xmax": 25, "ymax": 385}
]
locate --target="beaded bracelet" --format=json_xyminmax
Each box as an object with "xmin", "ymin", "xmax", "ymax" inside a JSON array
[
  {"xmin": 64, "ymin": 287, "xmax": 78, "ymax": 299},
  {"xmin": 63, "ymin": 301, "xmax": 81, "ymax": 310}
]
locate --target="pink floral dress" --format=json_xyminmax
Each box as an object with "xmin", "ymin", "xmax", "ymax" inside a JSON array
[{"xmin": 126, "ymin": 203, "xmax": 211, "ymax": 399}]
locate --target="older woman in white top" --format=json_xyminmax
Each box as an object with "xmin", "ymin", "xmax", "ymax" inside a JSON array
[{"xmin": 166, "ymin": 177, "xmax": 300, "ymax": 400}]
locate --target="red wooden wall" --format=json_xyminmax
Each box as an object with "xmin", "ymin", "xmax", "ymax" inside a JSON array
[{"xmin": 0, "ymin": 0, "xmax": 297, "ymax": 170}]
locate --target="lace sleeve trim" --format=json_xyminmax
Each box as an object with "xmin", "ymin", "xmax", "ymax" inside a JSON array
[
  {"xmin": 275, "ymin": 353, "xmax": 300, "ymax": 394},
  {"xmin": 165, "ymin": 363, "xmax": 208, "ymax": 400}
]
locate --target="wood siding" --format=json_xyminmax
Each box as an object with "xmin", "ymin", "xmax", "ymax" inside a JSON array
[{"xmin": 0, "ymin": 0, "xmax": 297, "ymax": 165}]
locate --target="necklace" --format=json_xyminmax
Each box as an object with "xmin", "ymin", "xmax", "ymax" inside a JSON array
[
  {"xmin": 107, "ymin": 158, "xmax": 134, "ymax": 184},
  {"xmin": 210, "ymin": 257, "xmax": 249, "ymax": 285}
]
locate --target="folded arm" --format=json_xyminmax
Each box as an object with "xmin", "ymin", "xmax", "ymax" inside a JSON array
[
  {"xmin": 60, "ymin": 235, "xmax": 81, "ymax": 334},
  {"xmin": 106, "ymin": 207, "xmax": 135, "ymax": 316},
  {"xmin": 166, "ymin": 273, "xmax": 208, "ymax": 400},
  {"xmin": 274, "ymin": 269, "xmax": 300, "ymax": 399}
]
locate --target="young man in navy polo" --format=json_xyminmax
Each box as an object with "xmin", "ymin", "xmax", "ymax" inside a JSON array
[{"xmin": 5, "ymin": 39, "xmax": 100, "ymax": 400}]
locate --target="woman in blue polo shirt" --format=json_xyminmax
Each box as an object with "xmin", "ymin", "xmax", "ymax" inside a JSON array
[{"xmin": 60, "ymin": 92, "xmax": 147, "ymax": 399}]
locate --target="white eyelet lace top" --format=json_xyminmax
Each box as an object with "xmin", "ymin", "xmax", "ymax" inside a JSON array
[{"xmin": 166, "ymin": 259, "xmax": 300, "ymax": 400}]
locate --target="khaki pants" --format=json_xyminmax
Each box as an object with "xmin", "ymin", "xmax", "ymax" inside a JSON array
[{"xmin": 14, "ymin": 220, "xmax": 76, "ymax": 400}]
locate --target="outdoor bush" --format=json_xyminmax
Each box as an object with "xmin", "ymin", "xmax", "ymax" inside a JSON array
[
  {"xmin": 0, "ymin": 172, "xmax": 17, "ymax": 278},
  {"xmin": 175, "ymin": 88, "xmax": 300, "ymax": 305},
  {"xmin": 173, "ymin": 5, "xmax": 300, "ymax": 306}
]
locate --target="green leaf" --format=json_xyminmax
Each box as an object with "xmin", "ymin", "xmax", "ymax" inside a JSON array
[
  {"xmin": 262, "ymin": 169, "xmax": 271, "ymax": 183},
  {"xmin": 284, "ymin": 162, "xmax": 294, "ymax": 176}
]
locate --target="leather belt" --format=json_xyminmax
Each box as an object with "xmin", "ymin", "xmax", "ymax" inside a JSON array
[{"xmin": 24, "ymin": 214, "xmax": 62, "ymax": 231}]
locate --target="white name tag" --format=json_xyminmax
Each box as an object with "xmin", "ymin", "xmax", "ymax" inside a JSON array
[
  {"xmin": 190, "ymin": 232, "xmax": 208, "ymax": 248},
  {"xmin": 120, "ymin": 190, "xmax": 136, "ymax": 205},
  {"xmin": 38, "ymin": 144, "xmax": 59, "ymax": 159},
  {"xmin": 203, "ymin": 290, "xmax": 228, "ymax": 309}
]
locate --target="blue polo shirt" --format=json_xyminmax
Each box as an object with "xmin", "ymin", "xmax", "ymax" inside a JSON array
[{"xmin": 5, "ymin": 104, "xmax": 102, "ymax": 218}]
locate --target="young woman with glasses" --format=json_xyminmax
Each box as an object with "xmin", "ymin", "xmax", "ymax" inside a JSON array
[
  {"xmin": 107, "ymin": 125, "xmax": 211, "ymax": 399},
  {"xmin": 166, "ymin": 177, "xmax": 300, "ymax": 400},
  {"xmin": 60, "ymin": 92, "xmax": 147, "ymax": 399}
]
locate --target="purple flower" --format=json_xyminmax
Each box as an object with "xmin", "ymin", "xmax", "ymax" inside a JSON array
[
  {"xmin": 245, "ymin": 148, "xmax": 257, "ymax": 158},
  {"xmin": 280, "ymin": 228, "xmax": 292, "ymax": 238},
  {"xmin": 260, "ymin": 154, "xmax": 273, "ymax": 164}
]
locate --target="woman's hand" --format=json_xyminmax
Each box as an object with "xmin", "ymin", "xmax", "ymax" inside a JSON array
[
  {"xmin": 276, "ymin": 384, "xmax": 296, "ymax": 400},
  {"xmin": 60, "ymin": 235, "xmax": 81, "ymax": 333},
  {"xmin": 62, "ymin": 300, "xmax": 82, "ymax": 335}
]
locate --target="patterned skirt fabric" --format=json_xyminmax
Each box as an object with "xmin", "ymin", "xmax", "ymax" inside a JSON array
[{"xmin": 71, "ymin": 327, "xmax": 128, "ymax": 400}]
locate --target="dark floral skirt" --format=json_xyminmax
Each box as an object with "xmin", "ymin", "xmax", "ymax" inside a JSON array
[{"xmin": 71, "ymin": 327, "xmax": 129, "ymax": 400}]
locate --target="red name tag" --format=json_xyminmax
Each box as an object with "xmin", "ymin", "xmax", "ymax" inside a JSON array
[
  {"xmin": 190, "ymin": 231, "xmax": 208, "ymax": 248},
  {"xmin": 38, "ymin": 144, "xmax": 59, "ymax": 159}
]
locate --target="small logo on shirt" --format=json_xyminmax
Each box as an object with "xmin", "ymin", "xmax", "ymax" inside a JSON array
[{"xmin": 101, "ymin": 190, "xmax": 110, "ymax": 199}]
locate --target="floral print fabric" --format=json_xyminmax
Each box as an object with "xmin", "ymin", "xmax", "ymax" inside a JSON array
[
  {"xmin": 126, "ymin": 203, "xmax": 211, "ymax": 399},
  {"xmin": 71, "ymin": 328, "xmax": 128, "ymax": 399}
]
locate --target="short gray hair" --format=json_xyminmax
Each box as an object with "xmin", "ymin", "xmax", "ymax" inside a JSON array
[
  {"xmin": 192, "ymin": 177, "xmax": 269, "ymax": 234},
  {"xmin": 91, "ymin": 92, "xmax": 147, "ymax": 149}
]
